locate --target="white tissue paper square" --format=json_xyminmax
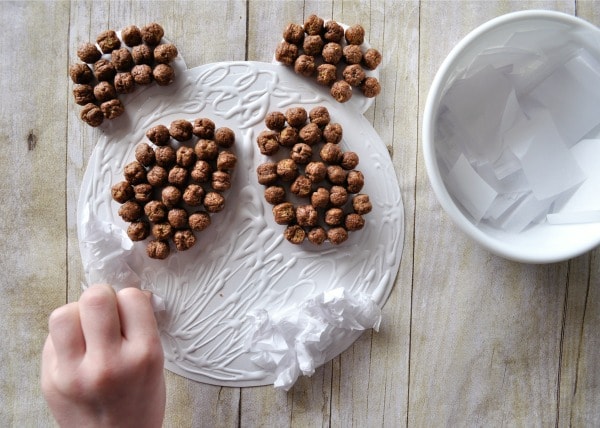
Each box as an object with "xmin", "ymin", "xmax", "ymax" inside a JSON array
[{"xmin": 245, "ymin": 287, "xmax": 382, "ymax": 391}]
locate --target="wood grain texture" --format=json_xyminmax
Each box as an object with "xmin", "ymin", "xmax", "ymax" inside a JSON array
[{"xmin": 1, "ymin": 1, "xmax": 599, "ymax": 426}]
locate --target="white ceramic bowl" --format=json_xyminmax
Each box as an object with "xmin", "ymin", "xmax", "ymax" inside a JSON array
[{"xmin": 423, "ymin": 10, "xmax": 600, "ymax": 263}]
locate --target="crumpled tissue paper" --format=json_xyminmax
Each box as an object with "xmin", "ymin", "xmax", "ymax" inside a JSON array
[
  {"xmin": 245, "ymin": 287, "xmax": 382, "ymax": 390},
  {"xmin": 79, "ymin": 206, "xmax": 165, "ymax": 312}
]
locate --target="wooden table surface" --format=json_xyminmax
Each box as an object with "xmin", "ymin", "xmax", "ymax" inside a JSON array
[{"xmin": 2, "ymin": 1, "xmax": 599, "ymax": 426}]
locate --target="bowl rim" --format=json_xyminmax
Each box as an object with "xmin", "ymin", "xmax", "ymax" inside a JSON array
[{"xmin": 422, "ymin": 9, "xmax": 600, "ymax": 263}]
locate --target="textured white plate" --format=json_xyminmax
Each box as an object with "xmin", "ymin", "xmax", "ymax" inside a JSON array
[{"xmin": 78, "ymin": 60, "xmax": 404, "ymax": 386}]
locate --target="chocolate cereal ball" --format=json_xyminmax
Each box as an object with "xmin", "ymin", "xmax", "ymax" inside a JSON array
[
  {"xmin": 168, "ymin": 208, "xmax": 188, "ymax": 229},
  {"xmin": 316, "ymin": 64, "xmax": 337, "ymax": 86},
  {"xmin": 296, "ymin": 204, "xmax": 318, "ymax": 227},
  {"xmin": 343, "ymin": 64, "xmax": 366, "ymax": 86},
  {"xmin": 363, "ymin": 48, "xmax": 382, "ymax": 70},
  {"xmin": 345, "ymin": 213, "xmax": 365, "ymax": 231},
  {"xmin": 111, "ymin": 181, "xmax": 134, "ymax": 203},
  {"xmin": 174, "ymin": 229, "xmax": 196, "ymax": 251},
  {"xmin": 275, "ymin": 41, "xmax": 298, "ymax": 66},
  {"xmin": 256, "ymin": 162, "xmax": 278, "ymax": 185},
  {"xmin": 311, "ymin": 187, "xmax": 330, "ymax": 208},
  {"xmin": 320, "ymin": 142, "xmax": 342, "ymax": 163},
  {"xmin": 133, "ymin": 183, "xmax": 153, "ymax": 203},
  {"xmin": 272, "ymin": 202, "xmax": 295, "ymax": 225},
  {"xmin": 169, "ymin": 119, "xmax": 193, "ymax": 142},
  {"xmin": 330, "ymin": 80, "xmax": 352, "ymax": 103},
  {"xmin": 189, "ymin": 211, "xmax": 211, "ymax": 232},
  {"xmin": 323, "ymin": 123, "xmax": 343, "ymax": 144},
  {"xmin": 284, "ymin": 225, "xmax": 306, "ymax": 244},
  {"xmin": 353, "ymin": 194, "xmax": 372, "ymax": 214},
  {"xmin": 144, "ymin": 200, "xmax": 168, "ymax": 222},
  {"xmin": 182, "ymin": 184, "xmax": 205, "ymax": 206},
  {"xmin": 168, "ymin": 165, "xmax": 188, "ymax": 187},
  {"xmin": 299, "ymin": 122, "xmax": 321, "ymax": 145},
  {"xmin": 265, "ymin": 111, "xmax": 286, "ymax": 131},
  {"xmin": 146, "ymin": 165, "xmax": 168, "ymax": 186},
  {"xmin": 77, "ymin": 42, "xmax": 102, "ymax": 63},
  {"xmin": 194, "ymin": 139, "xmax": 218, "ymax": 160},
  {"xmin": 302, "ymin": 35, "xmax": 324, "ymax": 56},
  {"xmin": 93, "ymin": 59, "xmax": 116, "ymax": 82},
  {"xmin": 69, "ymin": 63, "xmax": 94, "ymax": 84},
  {"xmin": 285, "ymin": 107, "xmax": 307, "ymax": 128},
  {"xmin": 309, "ymin": 106, "xmax": 330, "ymax": 128},
  {"xmin": 96, "ymin": 29, "xmax": 120, "ymax": 53},
  {"xmin": 190, "ymin": 160, "xmax": 212, "ymax": 183},
  {"xmin": 132, "ymin": 44, "xmax": 154, "ymax": 65},
  {"xmin": 162, "ymin": 185, "xmax": 182, "ymax": 208},
  {"xmin": 127, "ymin": 220, "xmax": 150, "ymax": 241},
  {"xmin": 118, "ymin": 200, "xmax": 143, "ymax": 222},
  {"xmin": 290, "ymin": 175, "xmax": 312, "ymax": 197},
  {"xmin": 321, "ymin": 42, "xmax": 343, "ymax": 65},
  {"xmin": 123, "ymin": 161, "xmax": 146, "ymax": 184},
  {"xmin": 361, "ymin": 77, "xmax": 381, "ymax": 98},
  {"xmin": 155, "ymin": 146, "xmax": 176, "ymax": 168},
  {"xmin": 217, "ymin": 150, "xmax": 237, "ymax": 171},
  {"xmin": 283, "ymin": 22, "xmax": 304, "ymax": 44},
  {"xmin": 345, "ymin": 24, "xmax": 365, "ymax": 45},
  {"xmin": 329, "ymin": 185, "xmax": 348, "ymax": 207},
  {"xmin": 305, "ymin": 161, "xmax": 327, "ymax": 183},
  {"xmin": 80, "ymin": 103, "xmax": 104, "ymax": 127},
  {"xmin": 146, "ymin": 239, "xmax": 170, "ymax": 259},
  {"xmin": 211, "ymin": 171, "xmax": 231, "ymax": 191},
  {"xmin": 114, "ymin": 72, "xmax": 136, "ymax": 94},
  {"xmin": 304, "ymin": 14, "xmax": 324, "ymax": 35},
  {"xmin": 279, "ymin": 126, "xmax": 299, "ymax": 147},
  {"xmin": 154, "ymin": 43, "xmax": 178, "ymax": 64},
  {"xmin": 153, "ymin": 64, "xmax": 174, "ymax": 86},
  {"xmin": 264, "ymin": 186, "xmax": 286, "ymax": 205},
  {"xmin": 327, "ymin": 226, "xmax": 348, "ymax": 244},
  {"xmin": 257, "ymin": 130, "xmax": 280, "ymax": 156},
  {"xmin": 93, "ymin": 81, "xmax": 116, "ymax": 103},
  {"xmin": 214, "ymin": 127, "xmax": 236, "ymax": 148},
  {"xmin": 152, "ymin": 222, "xmax": 173, "ymax": 240},
  {"xmin": 146, "ymin": 124, "xmax": 170, "ymax": 146},
  {"xmin": 132, "ymin": 64, "xmax": 153, "ymax": 85},
  {"xmin": 277, "ymin": 158, "xmax": 298, "ymax": 181},
  {"xmin": 111, "ymin": 47, "xmax": 134, "ymax": 71},
  {"xmin": 325, "ymin": 208, "xmax": 344, "ymax": 226},
  {"xmin": 327, "ymin": 165, "xmax": 347, "ymax": 184},
  {"xmin": 341, "ymin": 151, "xmax": 359, "ymax": 169},
  {"xmin": 308, "ymin": 227, "xmax": 327, "ymax": 245},
  {"xmin": 73, "ymin": 84, "xmax": 95, "ymax": 105},
  {"xmin": 323, "ymin": 21, "xmax": 344, "ymax": 43},
  {"xmin": 141, "ymin": 22, "xmax": 164, "ymax": 46},
  {"xmin": 290, "ymin": 143, "xmax": 312, "ymax": 164},
  {"xmin": 204, "ymin": 192, "xmax": 225, "ymax": 213},
  {"xmin": 101, "ymin": 99, "xmax": 124, "ymax": 119},
  {"xmin": 192, "ymin": 117, "xmax": 215, "ymax": 138},
  {"xmin": 294, "ymin": 55, "xmax": 316, "ymax": 77},
  {"xmin": 176, "ymin": 146, "xmax": 196, "ymax": 167},
  {"xmin": 346, "ymin": 170, "xmax": 365, "ymax": 193},
  {"xmin": 121, "ymin": 25, "xmax": 142, "ymax": 47},
  {"xmin": 343, "ymin": 44, "xmax": 363, "ymax": 64}
]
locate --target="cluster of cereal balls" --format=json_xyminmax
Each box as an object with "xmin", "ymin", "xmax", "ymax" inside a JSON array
[
  {"xmin": 69, "ymin": 23, "xmax": 178, "ymax": 127},
  {"xmin": 256, "ymin": 105, "xmax": 372, "ymax": 245},
  {"xmin": 111, "ymin": 118, "xmax": 237, "ymax": 259},
  {"xmin": 275, "ymin": 14, "xmax": 382, "ymax": 103}
]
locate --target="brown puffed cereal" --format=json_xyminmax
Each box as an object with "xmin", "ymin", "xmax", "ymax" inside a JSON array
[
  {"xmin": 283, "ymin": 22, "xmax": 305, "ymax": 44},
  {"xmin": 323, "ymin": 123, "xmax": 343, "ymax": 144},
  {"xmin": 353, "ymin": 194, "xmax": 372, "ymax": 214},
  {"xmin": 69, "ymin": 63, "xmax": 94, "ymax": 84},
  {"xmin": 155, "ymin": 145, "xmax": 176, "ymax": 168},
  {"xmin": 341, "ymin": 151, "xmax": 359, "ymax": 169},
  {"xmin": 211, "ymin": 170, "xmax": 231, "ymax": 191},
  {"xmin": 299, "ymin": 122, "xmax": 322, "ymax": 146},
  {"xmin": 153, "ymin": 64, "xmax": 174, "ymax": 86},
  {"xmin": 176, "ymin": 146, "xmax": 196, "ymax": 167},
  {"xmin": 214, "ymin": 127, "xmax": 236, "ymax": 148},
  {"xmin": 173, "ymin": 229, "xmax": 196, "ymax": 251},
  {"xmin": 132, "ymin": 64, "xmax": 153, "ymax": 85},
  {"xmin": 346, "ymin": 170, "xmax": 365, "ymax": 193},
  {"xmin": 309, "ymin": 106, "xmax": 330, "ymax": 128},
  {"xmin": 133, "ymin": 183, "xmax": 153, "ymax": 203},
  {"xmin": 279, "ymin": 126, "xmax": 299, "ymax": 147},
  {"xmin": 323, "ymin": 21, "xmax": 344, "ymax": 43},
  {"xmin": 345, "ymin": 213, "xmax": 365, "ymax": 231},
  {"xmin": 141, "ymin": 22, "xmax": 164, "ymax": 46},
  {"xmin": 118, "ymin": 200, "xmax": 143, "ymax": 222},
  {"xmin": 345, "ymin": 24, "xmax": 365, "ymax": 45},
  {"xmin": 290, "ymin": 175, "xmax": 312, "ymax": 197},
  {"xmin": 308, "ymin": 227, "xmax": 327, "ymax": 245},
  {"xmin": 324, "ymin": 208, "xmax": 344, "ymax": 226},
  {"xmin": 327, "ymin": 165, "xmax": 347, "ymax": 184},
  {"xmin": 361, "ymin": 77, "xmax": 381, "ymax": 98},
  {"xmin": 123, "ymin": 161, "xmax": 146, "ymax": 184},
  {"xmin": 132, "ymin": 44, "xmax": 154, "ymax": 65},
  {"xmin": 80, "ymin": 103, "xmax": 104, "ymax": 127},
  {"xmin": 294, "ymin": 55, "xmax": 316, "ymax": 77},
  {"xmin": 154, "ymin": 43, "xmax": 178, "ymax": 64},
  {"xmin": 302, "ymin": 35, "xmax": 324, "ymax": 56},
  {"xmin": 316, "ymin": 64, "xmax": 337, "ymax": 86},
  {"xmin": 290, "ymin": 143, "xmax": 312, "ymax": 164},
  {"xmin": 257, "ymin": 130, "xmax": 280, "ymax": 156},
  {"xmin": 304, "ymin": 14, "xmax": 324, "ymax": 35},
  {"xmin": 327, "ymin": 226, "xmax": 348, "ymax": 244},
  {"xmin": 275, "ymin": 41, "xmax": 299, "ymax": 66},
  {"xmin": 144, "ymin": 200, "xmax": 168, "ymax": 222},
  {"xmin": 321, "ymin": 42, "xmax": 343, "ymax": 65},
  {"xmin": 168, "ymin": 208, "xmax": 188, "ymax": 229},
  {"xmin": 77, "ymin": 42, "xmax": 102, "ymax": 63},
  {"xmin": 162, "ymin": 185, "xmax": 182, "ymax": 208},
  {"xmin": 343, "ymin": 64, "xmax": 366, "ymax": 87},
  {"xmin": 96, "ymin": 29, "xmax": 120, "ymax": 53},
  {"xmin": 73, "ymin": 84, "xmax": 95, "ymax": 105},
  {"xmin": 146, "ymin": 124, "xmax": 170, "ymax": 146},
  {"xmin": 112, "ymin": 181, "xmax": 134, "ymax": 203},
  {"xmin": 265, "ymin": 112, "xmax": 286, "ymax": 131},
  {"xmin": 189, "ymin": 211, "xmax": 211, "ymax": 231},
  {"xmin": 121, "ymin": 25, "xmax": 142, "ymax": 47},
  {"xmin": 257, "ymin": 162, "xmax": 278, "ymax": 185},
  {"xmin": 329, "ymin": 185, "xmax": 349, "ymax": 207},
  {"xmin": 101, "ymin": 99, "xmax": 124, "ymax": 119},
  {"xmin": 343, "ymin": 44, "xmax": 363, "ymax": 64},
  {"xmin": 296, "ymin": 204, "xmax": 318, "ymax": 227},
  {"xmin": 285, "ymin": 107, "xmax": 308, "ymax": 128},
  {"xmin": 169, "ymin": 119, "xmax": 193, "ymax": 142},
  {"xmin": 195, "ymin": 139, "xmax": 219, "ymax": 160},
  {"xmin": 168, "ymin": 165, "xmax": 188, "ymax": 187},
  {"xmin": 305, "ymin": 161, "xmax": 327, "ymax": 183},
  {"xmin": 272, "ymin": 202, "xmax": 296, "ymax": 225},
  {"xmin": 93, "ymin": 81, "xmax": 117, "ymax": 103},
  {"xmin": 320, "ymin": 142, "xmax": 343, "ymax": 163},
  {"xmin": 114, "ymin": 72, "xmax": 136, "ymax": 94},
  {"xmin": 284, "ymin": 225, "xmax": 306, "ymax": 244},
  {"xmin": 330, "ymin": 80, "xmax": 352, "ymax": 102},
  {"xmin": 193, "ymin": 118, "xmax": 215, "ymax": 138},
  {"xmin": 264, "ymin": 186, "xmax": 286, "ymax": 205},
  {"xmin": 182, "ymin": 184, "xmax": 205, "ymax": 206},
  {"xmin": 93, "ymin": 59, "xmax": 117, "ymax": 82},
  {"xmin": 146, "ymin": 239, "xmax": 170, "ymax": 259},
  {"xmin": 146, "ymin": 165, "xmax": 168, "ymax": 186},
  {"xmin": 277, "ymin": 158, "xmax": 299, "ymax": 181},
  {"xmin": 204, "ymin": 191, "xmax": 225, "ymax": 213},
  {"xmin": 217, "ymin": 150, "xmax": 237, "ymax": 171},
  {"xmin": 363, "ymin": 48, "xmax": 382, "ymax": 70},
  {"xmin": 127, "ymin": 220, "xmax": 150, "ymax": 241},
  {"xmin": 111, "ymin": 48, "xmax": 134, "ymax": 71},
  {"xmin": 190, "ymin": 160, "xmax": 212, "ymax": 183},
  {"xmin": 311, "ymin": 187, "xmax": 330, "ymax": 208},
  {"xmin": 152, "ymin": 222, "xmax": 173, "ymax": 240}
]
